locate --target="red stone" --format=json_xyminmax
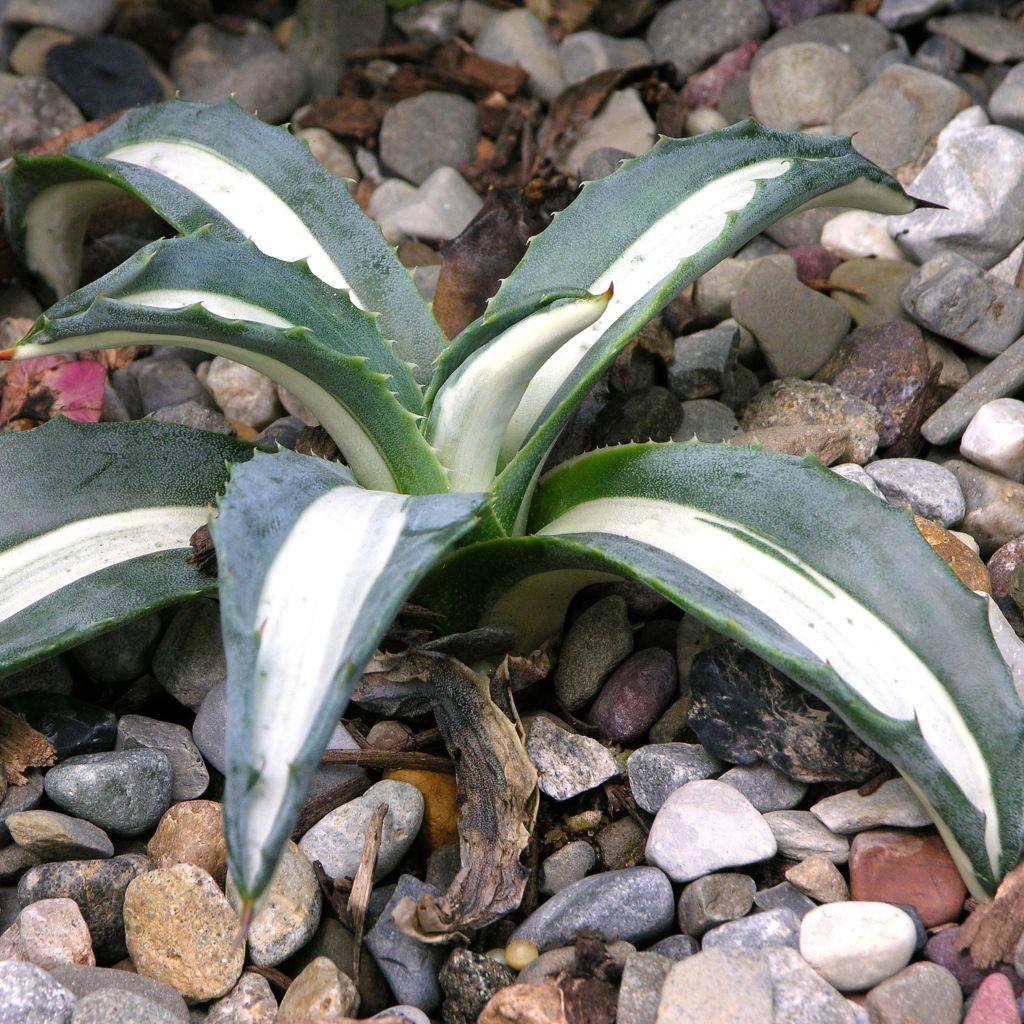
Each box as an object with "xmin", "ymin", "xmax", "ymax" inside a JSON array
[
  {"xmin": 987, "ymin": 536, "xmax": 1024, "ymax": 599},
  {"xmin": 964, "ymin": 973, "xmax": 1020, "ymax": 1024},
  {"xmin": 849, "ymin": 830, "xmax": 967, "ymax": 927}
]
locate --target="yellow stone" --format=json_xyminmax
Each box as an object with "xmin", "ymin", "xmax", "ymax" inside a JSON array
[
  {"xmin": 147, "ymin": 800, "xmax": 228, "ymax": 887},
  {"xmin": 505, "ymin": 938, "xmax": 539, "ymax": 972},
  {"xmin": 383, "ymin": 769, "xmax": 459, "ymax": 850},
  {"xmin": 914, "ymin": 516, "xmax": 992, "ymax": 594}
]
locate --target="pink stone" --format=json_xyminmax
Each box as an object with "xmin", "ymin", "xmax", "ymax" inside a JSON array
[{"xmin": 965, "ymin": 973, "xmax": 1020, "ymax": 1023}]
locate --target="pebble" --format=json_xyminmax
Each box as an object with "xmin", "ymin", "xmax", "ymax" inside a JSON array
[
  {"xmin": 677, "ymin": 872, "xmax": 755, "ymax": 937},
  {"xmin": 702, "ymin": 907, "xmax": 801, "ymax": 952},
  {"xmin": 382, "ymin": 769, "xmax": 457, "ymax": 851},
  {"xmin": 43, "ymin": 749, "xmax": 172, "ymax": 837},
  {"xmin": 538, "ymin": 841, "xmax": 596, "ymax": 896},
  {"xmin": 926, "ymin": 927, "xmax": 1019, "ymax": 996},
  {"xmin": 694, "ymin": 254, "xmax": 791, "ymax": 320},
  {"xmin": 890, "ymin": 122, "xmax": 1024, "ymax": 269},
  {"xmin": 901, "ymin": 252, "xmax": 1024, "ymax": 357},
  {"xmin": 479, "ymin": 979, "xmax": 567, "ymax": 1024},
  {"xmin": 0, "ymin": 772, "xmax": 44, "ymax": 845},
  {"xmin": 944, "ymin": 459, "xmax": 1024, "ymax": 557},
  {"xmin": 617, "ymin": 951, "xmax": 672, "ymax": 1024},
  {"xmin": 475, "ymin": 8, "xmax": 565, "ymax": 101},
  {"xmin": 581, "ymin": 145, "xmax": 633, "ymax": 180},
  {"xmin": 206, "ymin": 972, "xmax": 277, "ymax": 1024},
  {"xmin": 657, "ymin": 948, "xmax": 773, "ymax": 1024},
  {"xmin": 425, "ymin": 843, "xmax": 461, "ymax": 892},
  {"xmin": 118, "ymin": 358, "xmax": 215, "ymax": 418},
  {"xmin": 559, "ymin": 30, "xmax": 652, "ymax": 84},
  {"xmin": 0, "ymin": 658, "xmax": 73, "ymax": 702},
  {"xmin": 553, "ymin": 595, "xmax": 633, "ymax": 711},
  {"xmin": 668, "ymin": 324, "xmax": 739, "ymax": 400},
  {"xmin": 204, "ymin": 358, "xmax": 279, "ymax": 430},
  {"xmin": 588, "ymin": 648, "xmax": 677, "ymax": 743},
  {"xmin": 965, "ymin": 973, "xmax": 1020, "ymax": 1024},
  {"xmin": 750, "ymin": 42, "xmax": 862, "ymax": 130},
  {"xmin": 626, "ymin": 743, "xmax": 723, "ymax": 814},
  {"xmin": 0, "ymin": 960, "xmax": 75, "ymax": 1024},
  {"xmin": 0, "ymin": 897, "xmax": 94, "ymax": 968},
  {"xmin": 647, "ymin": 0, "xmax": 770, "ymax": 78},
  {"xmin": 299, "ymin": 780, "xmax": 423, "ymax": 883},
  {"xmin": 226, "ymin": 841, "xmax": 320, "ymax": 968},
  {"xmin": 848, "ymin": 830, "xmax": 967, "ymax": 928},
  {"xmin": 646, "ymin": 779, "xmax": 776, "ymax": 882},
  {"xmin": 810, "ymin": 778, "xmax": 931, "ymax": 834},
  {"xmin": 380, "ymin": 166, "xmax": 483, "ymax": 242},
  {"xmin": 147, "ymin": 800, "xmax": 227, "ymax": 887},
  {"xmin": 785, "ymin": 854, "xmax": 849, "ymax": 903},
  {"xmin": 366, "ymin": 875, "xmax": 447, "ymax": 1012},
  {"xmin": 70, "ymin": 989, "xmax": 182, "ymax": 1024},
  {"xmin": 152, "ymin": 600, "xmax": 226, "ymax": 712},
  {"xmin": 989, "ymin": 537, "xmax": 1024, "ymax": 599},
  {"xmin": 18, "ymin": 854, "xmax": 149, "ymax": 964},
  {"xmin": 916, "ymin": 514, "xmax": 993, "ymax": 589},
  {"xmin": 595, "ymin": 816, "xmax": 647, "ymax": 870},
  {"xmin": 5, "ymin": 692, "xmax": 115, "ymax": 759},
  {"xmin": 151, "ymin": 400, "xmax": 234, "ymax": 435},
  {"xmin": 114, "ymin": 715, "xmax": 208, "ymax": 802},
  {"xmin": 821, "ymin": 212, "xmax": 906, "ymax": 262},
  {"xmin": 123, "ymin": 864, "xmax": 244, "ymax": 1003},
  {"xmin": 438, "ymin": 948, "xmax": 515, "ymax": 1024},
  {"xmin": 833, "ymin": 63, "xmax": 968, "ymax": 173},
  {"xmin": 864, "ymin": 460, "xmax": 966, "ymax": 528},
  {"xmin": 740, "ymin": 379, "xmax": 881, "ymax": 464},
  {"xmin": 47, "ymin": 963, "xmax": 188, "ymax": 1021},
  {"xmin": 71, "ymin": 614, "xmax": 161, "ymax": 685},
  {"xmin": 560, "ymin": 88, "xmax": 657, "ymax": 175},
  {"xmin": 674, "ymin": 398, "xmax": 741, "ymax": 442},
  {"xmin": 989, "ymin": 63, "xmax": 1024, "ymax": 133},
  {"xmin": 525, "ymin": 715, "xmax": 619, "ymax": 801},
  {"xmin": 593, "ymin": 385, "xmax": 683, "ymax": 446},
  {"xmin": 649, "ymin": 934, "xmax": 699, "ymax": 960},
  {"xmin": 296, "ymin": 127, "xmax": 358, "ymax": 182},
  {"xmin": 0, "ymin": 846, "xmax": 41, "ymax": 884},
  {"xmin": 763, "ymin": 810, "xmax": 850, "ymax": 863},
  {"xmin": 829, "ymin": 259, "xmax": 916, "ymax": 330},
  {"xmin": 717, "ymin": 763, "xmax": 807, "ymax": 812},
  {"xmin": 0, "ymin": 75, "xmax": 82, "ymax": 160},
  {"xmin": 7, "ymin": 810, "xmax": 113, "ymax": 860},
  {"xmin": 510, "ymin": 867, "xmax": 674, "ymax": 951},
  {"xmin": 865, "ymin": 962, "xmax": 963, "ymax": 1024},
  {"xmin": 757, "ymin": 13, "xmax": 895, "ymax": 75},
  {"xmin": 393, "ymin": 0, "xmax": 459, "ymax": 44},
  {"xmin": 732, "ymin": 258, "xmax": 850, "ymax": 379},
  {"xmin": 961, "ymin": 399, "xmax": 1024, "ymax": 483},
  {"xmin": 928, "ymin": 13, "xmax": 1024, "ymax": 63},
  {"xmin": 800, "ymin": 902, "xmax": 916, "ymax": 992},
  {"xmin": 277, "ymin": 956, "xmax": 359, "ymax": 1021}
]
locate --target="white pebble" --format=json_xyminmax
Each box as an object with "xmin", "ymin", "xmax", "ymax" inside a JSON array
[
  {"xmin": 204, "ymin": 357, "xmax": 280, "ymax": 429},
  {"xmin": 960, "ymin": 398, "xmax": 1024, "ymax": 481},
  {"xmin": 821, "ymin": 210, "xmax": 904, "ymax": 261}
]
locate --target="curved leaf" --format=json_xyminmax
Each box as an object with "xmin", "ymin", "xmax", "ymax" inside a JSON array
[
  {"xmin": 0, "ymin": 417, "xmax": 251, "ymax": 673},
  {"xmin": 213, "ymin": 449, "xmax": 482, "ymax": 908},
  {"xmin": 420, "ymin": 442, "xmax": 1024, "ymax": 897},
  {"xmin": 2, "ymin": 99, "xmax": 447, "ymax": 381}
]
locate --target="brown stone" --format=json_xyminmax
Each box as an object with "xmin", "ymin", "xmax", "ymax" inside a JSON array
[
  {"xmin": 849, "ymin": 830, "xmax": 967, "ymax": 927},
  {"xmin": 479, "ymin": 979, "xmax": 569, "ymax": 1024},
  {"xmin": 383, "ymin": 769, "xmax": 459, "ymax": 850},
  {"xmin": 987, "ymin": 536, "xmax": 1024, "ymax": 599},
  {"xmin": 206, "ymin": 972, "xmax": 277, "ymax": 1024},
  {"xmin": 0, "ymin": 897, "xmax": 95, "ymax": 968},
  {"xmin": 123, "ymin": 864, "xmax": 244, "ymax": 1002},
  {"xmin": 785, "ymin": 854, "xmax": 849, "ymax": 903},
  {"xmin": 915, "ymin": 517, "xmax": 992, "ymax": 594},
  {"xmin": 276, "ymin": 956, "xmax": 359, "ymax": 1022},
  {"xmin": 146, "ymin": 800, "xmax": 227, "ymax": 886},
  {"xmin": 728, "ymin": 423, "xmax": 850, "ymax": 465}
]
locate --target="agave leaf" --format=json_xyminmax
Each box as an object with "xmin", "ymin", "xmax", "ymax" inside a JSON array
[
  {"xmin": 2, "ymin": 99, "xmax": 447, "ymax": 381},
  {"xmin": 485, "ymin": 122, "xmax": 916, "ymax": 533},
  {"xmin": 3, "ymin": 237, "xmax": 446, "ymax": 495},
  {"xmin": 419, "ymin": 442, "xmax": 1024, "ymax": 897},
  {"xmin": 213, "ymin": 448, "xmax": 482, "ymax": 907},
  {"xmin": 0, "ymin": 417, "xmax": 251, "ymax": 674}
]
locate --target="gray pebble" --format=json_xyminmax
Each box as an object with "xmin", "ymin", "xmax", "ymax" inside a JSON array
[
  {"xmin": 47, "ymin": 965, "xmax": 187, "ymax": 1021},
  {"xmin": 580, "ymin": 146, "xmax": 632, "ymax": 181},
  {"xmin": 810, "ymin": 778, "xmax": 931, "ymax": 833},
  {"xmin": 701, "ymin": 907, "xmax": 802, "ymax": 952},
  {"xmin": 766, "ymin": 946, "xmax": 855, "ymax": 1024},
  {"xmin": 0, "ymin": 657, "xmax": 73, "ymax": 702},
  {"xmin": 864, "ymin": 459, "xmax": 965, "ymax": 527},
  {"xmin": 756, "ymin": 13, "xmax": 895, "ymax": 76},
  {"xmin": 185, "ymin": 50, "xmax": 307, "ymax": 124},
  {"xmin": 0, "ymin": 771, "xmax": 44, "ymax": 845},
  {"xmin": 393, "ymin": 0, "xmax": 459, "ymax": 44},
  {"xmin": 380, "ymin": 91, "xmax": 479, "ymax": 186},
  {"xmin": 0, "ymin": 75, "xmax": 82, "ymax": 162},
  {"xmin": 7, "ymin": 810, "xmax": 113, "ymax": 860},
  {"xmin": 115, "ymin": 715, "xmax": 209, "ymax": 801},
  {"xmin": 554, "ymin": 595, "xmax": 633, "ymax": 711},
  {"xmin": 0, "ymin": 960, "xmax": 74, "ymax": 1024},
  {"xmin": 287, "ymin": 0, "xmax": 386, "ymax": 97},
  {"xmin": 526, "ymin": 716, "xmax": 620, "ymax": 801},
  {"xmin": 475, "ymin": 8, "xmax": 565, "ymax": 101},
  {"xmin": 151, "ymin": 401, "xmax": 234, "ymax": 435},
  {"xmin": 657, "ymin": 948, "xmax": 773, "ymax": 1024},
  {"xmin": 944, "ymin": 458, "xmax": 1024, "ymax": 556},
  {"xmin": 538, "ymin": 840, "xmax": 596, "ymax": 896},
  {"xmin": 668, "ymin": 324, "xmax": 739, "ymax": 400},
  {"xmin": 717, "ymin": 763, "xmax": 807, "ymax": 813},
  {"xmin": 71, "ymin": 989, "xmax": 181, "ymax": 1024},
  {"xmin": 647, "ymin": 0, "xmax": 770, "ymax": 78},
  {"xmin": 677, "ymin": 872, "xmax": 755, "ymax": 938},
  {"xmin": 763, "ymin": 810, "xmax": 850, "ymax": 863},
  {"xmin": 627, "ymin": 743, "xmax": 723, "ymax": 814},
  {"xmin": 560, "ymin": 30, "xmax": 652, "ymax": 85},
  {"xmin": 927, "ymin": 12, "xmax": 1024, "ymax": 63},
  {"xmin": 510, "ymin": 867, "xmax": 675, "ymax": 952},
  {"xmin": 752, "ymin": 881, "xmax": 816, "ymax": 920},
  {"xmin": 673, "ymin": 399, "xmax": 741, "ymax": 443},
  {"xmin": 989, "ymin": 62, "xmax": 1024, "ymax": 133},
  {"xmin": 381, "ymin": 166, "xmax": 482, "ymax": 241},
  {"xmin": 864, "ymin": 961, "xmax": 962, "ymax": 1024},
  {"xmin": 43, "ymin": 749, "xmax": 172, "ymax": 837},
  {"xmin": 151, "ymin": 599, "xmax": 225, "ymax": 711},
  {"xmin": 617, "ymin": 951, "xmax": 672, "ymax": 1024},
  {"xmin": 5, "ymin": 0, "xmax": 117, "ymax": 35},
  {"xmin": 647, "ymin": 933, "xmax": 699, "ymax": 960},
  {"xmin": 71, "ymin": 614, "xmax": 162, "ymax": 685}
]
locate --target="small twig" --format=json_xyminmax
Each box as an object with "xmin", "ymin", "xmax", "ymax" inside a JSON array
[
  {"xmin": 349, "ymin": 802, "xmax": 388, "ymax": 988},
  {"xmin": 857, "ymin": 768, "xmax": 893, "ymax": 797},
  {"xmin": 245, "ymin": 965, "xmax": 292, "ymax": 992},
  {"xmin": 320, "ymin": 748, "xmax": 454, "ymax": 773},
  {"xmin": 292, "ymin": 776, "xmax": 372, "ymax": 840},
  {"xmin": 312, "ymin": 860, "xmax": 355, "ymax": 930}
]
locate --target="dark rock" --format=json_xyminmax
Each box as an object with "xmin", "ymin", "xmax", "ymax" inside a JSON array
[
  {"xmin": 554, "ymin": 595, "xmax": 633, "ymax": 712},
  {"xmin": 594, "ymin": 817, "xmax": 647, "ymax": 870},
  {"xmin": 150, "ymin": 401, "xmax": 234, "ymax": 435},
  {"xmin": 71, "ymin": 614, "xmax": 162, "ymax": 684},
  {"xmin": 44, "ymin": 36, "xmax": 162, "ymax": 119},
  {"xmin": 256, "ymin": 415, "xmax": 306, "ymax": 450},
  {"xmin": 18, "ymin": 853, "xmax": 150, "ymax": 964},
  {"xmin": 668, "ymin": 325, "xmax": 740, "ymax": 400},
  {"xmin": 764, "ymin": 0, "xmax": 845, "ymax": 29},
  {"xmin": 439, "ymin": 948, "xmax": 515, "ymax": 1024},
  {"xmin": 752, "ymin": 881, "xmax": 815, "ymax": 919},
  {"xmin": 587, "ymin": 648, "xmax": 678, "ymax": 743},
  {"xmin": 677, "ymin": 872, "xmax": 756, "ymax": 937},
  {"xmin": 688, "ymin": 642, "xmax": 885, "ymax": 783},
  {"xmin": 0, "ymin": 772, "xmax": 44, "ymax": 846},
  {"xmin": 647, "ymin": 933, "xmax": 699, "ymax": 960},
  {"xmin": 47, "ymin": 964, "xmax": 186, "ymax": 1021},
  {"xmin": 814, "ymin": 320, "xmax": 937, "ymax": 454},
  {"xmin": 114, "ymin": 715, "xmax": 209, "ymax": 802},
  {"xmin": 924, "ymin": 927, "xmax": 1022, "ymax": 996},
  {"xmin": 701, "ymin": 907, "xmax": 801, "ymax": 951},
  {"xmin": 627, "ymin": 743, "xmax": 723, "ymax": 814},
  {"xmin": 592, "ymin": 386, "xmax": 683, "ymax": 447},
  {"xmin": 5, "ymin": 692, "xmax": 115, "ymax": 758}
]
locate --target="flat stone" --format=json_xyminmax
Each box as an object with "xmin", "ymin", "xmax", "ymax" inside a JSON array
[
  {"xmin": 539, "ymin": 841, "xmax": 596, "ymax": 896},
  {"xmin": 864, "ymin": 460, "xmax": 965, "ymax": 528},
  {"xmin": 48, "ymin": 964, "xmax": 187, "ymax": 1021},
  {"xmin": 756, "ymin": 13, "xmax": 895, "ymax": 76},
  {"xmin": 510, "ymin": 867, "xmax": 674, "ymax": 952},
  {"xmin": 702, "ymin": 907, "xmax": 801, "ymax": 952},
  {"xmin": 848, "ymin": 830, "xmax": 967, "ymax": 928},
  {"xmin": 627, "ymin": 743, "xmax": 723, "ymax": 814},
  {"xmin": 0, "ymin": 897, "xmax": 94, "ymax": 969},
  {"xmin": 677, "ymin": 872, "xmax": 756, "ymax": 937},
  {"xmin": 8, "ymin": 811, "xmax": 113, "ymax": 860},
  {"xmin": 656, "ymin": 948, "xmax": 773, "ymax": 1024},
  {"xmin": 0, "ymin": 960, "xmax": 75, "ymax": 1024},
  {"xmin": 763, "ymin": 810, "xmax": 850, "ymax": 863},
  {"xmin": 728, "ymin": 423, "xmax": 851, "ymax": 466},
  {"xmin": 785, "ymin": 854, "xmax": 849, "ymax": 902},
  {"xmin": 71, "ymin": 989, "xmax": 182, "ymax": 1024},
  {"xmin": 226, "ymin": 841, "xmax": 320, "ymax": 968},
  {"xmin": 152, "ymin": 599, "xmax": 225, "ymax": 712},
  {"xmin": 438, "ymin": 948, "xmax": 516, "ymax": 1024},
  {"xmin": 114, "ymin": 715, "xmax": 208, "ymax": 802},
  {"xmin": 928, "ymin": 13, "xmax": 1024, "ymax": 63},
  {"xmin": 5, "ymin": 692, "xmax": 115, "ymax": 759},
  {"xmin": 0, "ymin": 772, "xmax": 44, "ymax": 845},
  {"xmin": 915, "ymin": 514, "xmax": 992, "ymax": 590},
  {"xmin": 381, "ymin": 166, "xmax": 482, "ymax": 242},
  {"xmin": 526, "ymin": 715, "xmax": 619, "ymax": 801},
  {"xmin": 71, "ymin": 614, "xmax": 161, "ymax": 684},
  {"xmin": 366, "ymin": 875, "xmax": 446, "ymax": 1012},
  {"xmin": 146, "ymin": 800, "xmax": 226, "ymax": 887},
  {"xmin": 810, "ymin": 778, "xmax": 931, "ymax": 833},
  {"xmin": 646, "ymin": 779, "xmax": 776, "ymax": 883},
  {"xmin": 753, "ymin": 881, "xmax": 816, "ymax": 920},
  {"xmin": 717, "ymin": 763, "xmax": 807, "ymax": 812},
  {"xmin": 560, "ymin": 88, "xmax": 656, "ymax": 176},
  {"xmin": 475, "ymin": 8, "xmax": 565, "ymax": 101},
  {"xmin": 18, "ymin": 854, "xmax": 149, "ymax": 964},
  {"xmin": 800, "ymin": 902, "xmax": 916, "ymax": 992},
  {"xmin": 765, "ymin": 945, "xmax": 856, "ymax": 1024},
  {"xmin": 206, "ymin": 972, "xmax": 277, "ymax": 1024},
  {"xmin": 617, "ymin": 951, "xmax": 672, "ymax": 1024},
  {"xmin": 864, "ymin": 962, "xmax": 963, "ymax": 1024},
  {"xmin": 560, "ymin": 30, "xmax": 653, "ymax": 85},
  {"xmin": 693, "ymin": 254, "xmax": 793, "ymax": 320},
  {"xmin": 961, "ymin": 399, "xmax": 1024, "ymax": 483},
  {"xmin": 989, "ymin": 62, "xmax": 1024, "ymax": 133},
  {"xmin": 44, "ymin": 749, "xmax": 172, "ymax": 837},
  {"xmin": 943, "ymin": 459, "xmax": 1024, "ymax": 557},
  {"xmin": 479, "ymin": 980, "xmax": 568, "ymax": 1024},
  {"xmin": 668, "ymin": 324, "xmax": 739, "ymax": 400},
  {"xmin": 834, "ymin": 64, "xmax": 969, "ymax": 174},
  {"xmin": 277, "ymin": 956, "xmax": 359, "ymax": 1021},
  {"xmin": 648, "ymin": 934, "xmax": 699, "ymax": 961},
  {"xmin": 674, "ymin": 399, "xmax": 740, "ymax": 442},
  {"xmin": 299, "ymin": 780, "xmax": 423, "ymax": 883},
  {"xmin": 732, "ymin": 259, "xmax": 850, "ymax": 379},
  {"xmin": 123, "ymin": 863, "xmax": 244, "ymax": 1003},
  {"xmin": 876, "ymin": 0, "xmax": 947, "ymax": 29},
  {"xmin": 554, "ymin": 595, "xmax": 633, "ymax": 711},
  {"xmin": 647, "ymin": 0, "xmax": 771, "ymax": 78}
]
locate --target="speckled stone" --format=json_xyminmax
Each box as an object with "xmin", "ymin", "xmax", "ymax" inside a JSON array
[
  {"xmin": 553, "ymin": 595, "xmax": 634, "ymax": 711},
  {"xmin": 785, "ymin": 854, "xmax": 849, "ymax": 903},
  {"xmin": 0, "ymin": 960, "xmax": 75, "ymax": 1024},
  {"xmin": 70, "ymin": 989, "xmax": 182, "ymax": 1024},
  {"xmin": 763, "ymin": 810, "xmax": 850, "ymax": 863},
  {"xmin": 7, "ymin": 811, "xmax": 113, "ymax": 860},
  {"xmin": 123, "ymin": 864, "xmax": 244, "ymax": 1003},
  {"xmin": 864, "ymin": 460, "xmax": 965, "ymax": 528},
  {"xmin": 114, "ymin": 715, "xmax": 209, "ymax": 802},
  {"xmin": 205, "ymin": 972, "xmax": 277, "ymax": 1024},
  {"xmin": 627, "ymin": 742, "xmax": 723, "ymax": 814},
  {"xmin": 146, "ymin": 800, "xmax": 227, "ymax": 887},
  {"xmin": 0, "ymin": 897, "xmax": 94, "ymax": 969},
  {"xmin": 865, "ymin": 962, "xmax": 962, "ymax": 1024},
  {"xmin": 717, "ymin": 763, "xmax": 807, "ymax": 812},
  {"xmin": 677, "ymin": 872, "xmax": 756, "ymax": 938},
  {"xmin": 46, "ymin": 964, "xmax": 188, "ymax": 1022},
  {"xmin": 277, "ymin": 956, "xmax": 359, "ymax": 1021},
  {"xmin": 538, "ymin": 841, "xmax": 596, "ymax": 896},
  {"xmin": 439, "ymin": 947, "xmax": 516, "ymax": 1024},
  {"xmin": 701, "ymin": 907, "xmax": 801, "ymax": 952},
  {"xmin": 526, "ymin": 715, "xmax": 620, "ymax": 802}
]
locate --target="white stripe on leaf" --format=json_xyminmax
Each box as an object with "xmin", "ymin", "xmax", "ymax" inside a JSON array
[{"xmin": 122, "ymin": 290, "xmax": 293, "ymax": 328}]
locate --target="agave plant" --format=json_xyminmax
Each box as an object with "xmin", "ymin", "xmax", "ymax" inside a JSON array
[{"xmin": 1, "ymin": 100, "xmax": 1022, "ymax": 923}]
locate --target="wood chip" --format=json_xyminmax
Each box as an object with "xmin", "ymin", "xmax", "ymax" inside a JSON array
[
  {"xmin": 955, "ymin": 858, "xmax": 1024, "ymax": 967},
  {"xmin": 0, "ymin": 705, "xmax": 57, "ymax": 784},
  {"xmin": 348, "ymin": 801, "xmax": 387, "ymax": 987}
]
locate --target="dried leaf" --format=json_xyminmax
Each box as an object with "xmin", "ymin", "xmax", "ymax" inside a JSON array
[
  {"xmin": 0, "ymin": 706, "xmax": 57, "ymax": 784},
  {"xmin": 348, "ymin": 801, "xmax": 387, "ymax": 987},
  {"xmin": 0, "ymin": 356, "xmax": 106, "ymax": 428},
  {"xmin": 955, "ymin": 859, "xmax": 1024, "ymax": 968}
]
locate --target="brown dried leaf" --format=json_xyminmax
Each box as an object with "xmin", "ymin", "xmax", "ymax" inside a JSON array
[
  {"xmin": 955, "ymin": 859, "xmax": 1024, "ymax": 968},
  {"xmin": 0, "ymin": 706, "xmax": 57, "ymax": 784}
]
